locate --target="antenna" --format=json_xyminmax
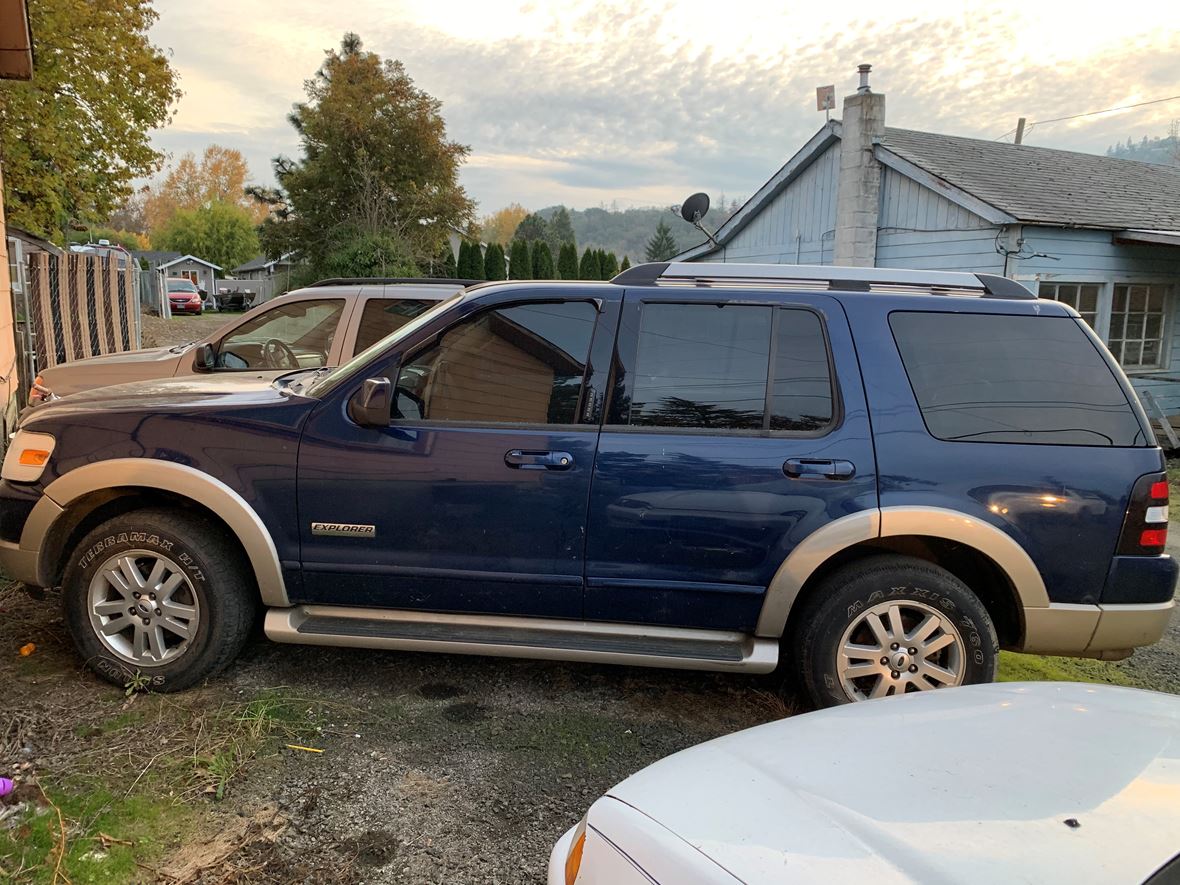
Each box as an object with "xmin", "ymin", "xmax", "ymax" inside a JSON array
[
  {"xmin": 816, "ymin": 84, "xmax": 835, "ymax": 122},
  {"xmin": 678, "ymin": 192, "xmax": 718, "ymax": 247}
]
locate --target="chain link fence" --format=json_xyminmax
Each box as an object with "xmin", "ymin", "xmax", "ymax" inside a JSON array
[{"xmin": 23, "ymin": 251, "xmax": 141, "ymax": 372}]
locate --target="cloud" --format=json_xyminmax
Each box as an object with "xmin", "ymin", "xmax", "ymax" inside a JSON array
[{"xmin": 148, "ymin": 1, "xmax": 1180, "ymax": 213}]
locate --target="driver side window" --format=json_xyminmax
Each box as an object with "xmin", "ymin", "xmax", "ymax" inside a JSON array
[{"xmin": 217, "ymin": 299, "xmax": 345, "ymax": 370}]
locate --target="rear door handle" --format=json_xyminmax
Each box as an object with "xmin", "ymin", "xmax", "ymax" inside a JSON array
[
  {"xmin": 783, "ymin": 458, "xmax": 856, "ymax": 480},
  {"xmin": 504, "ymin": 450, "xmax": 574, "ymax": 471}
]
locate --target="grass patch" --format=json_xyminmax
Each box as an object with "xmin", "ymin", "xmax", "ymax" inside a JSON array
[
  {"xmin": 999, "ymin": 650, "xmax": 1142, "ymax": 688},
  {"xmin": 0, "ymin": 778, "xmax": 194, "ymax": 884}
]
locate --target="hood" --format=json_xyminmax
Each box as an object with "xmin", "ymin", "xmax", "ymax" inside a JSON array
[
  {"xmin": 24, "ymin": 372, "xmax": 296, "ymax": 424},
  {"xmin": 37, "ymin": 346, "xmax": 187, "ymax": 397},
  {"xmin": 605, "ymin": 683, "xmax": 1180, "ymax": 885}
]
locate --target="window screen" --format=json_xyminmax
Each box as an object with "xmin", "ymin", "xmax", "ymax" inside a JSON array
[
  {"xmin": 394, "ymin": 301, "xmax": 597, "ymax": 425},
  {"xmin": 353, "ymin": 298, "xmax": 435, "ymax": 355},
  {"xmin": 626, "ymin": 304, "xmax": 833, "ymax": 432},
  {"xmin": 890, "ymin": 312, "xmax": 1145, "ymax": 446}
]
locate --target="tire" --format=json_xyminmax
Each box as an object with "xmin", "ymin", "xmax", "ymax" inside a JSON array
[
  {"xmin": 62, "ymin": 508, "xmax": 256, "ymax": 692},
  {"xmin": 790, "ymin": 554, "xmax": 998, "ymax": 709}
]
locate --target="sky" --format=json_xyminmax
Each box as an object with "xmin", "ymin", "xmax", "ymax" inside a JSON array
[{"xmin": 148, "ymin": 0, "xmax": 1180, "ymax": 215}]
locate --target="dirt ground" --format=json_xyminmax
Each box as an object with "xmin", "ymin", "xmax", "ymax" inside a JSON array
[{"xmin": 139, "ymin": 313, "xmax": 238, "ymax": 350}]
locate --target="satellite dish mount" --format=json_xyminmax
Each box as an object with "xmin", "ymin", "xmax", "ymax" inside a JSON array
[{"xmin": 679, "ymin": 192, "xmax": 718, "ymax": 248}]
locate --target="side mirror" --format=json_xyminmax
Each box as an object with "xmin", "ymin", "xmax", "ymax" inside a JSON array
[
  {"xmin": 349, "ymin": 377, "xmax": 392, "ymax": 428},
  {"xmin": 193, "ymin": 343, "xmax": 216, "ymax": 372}
]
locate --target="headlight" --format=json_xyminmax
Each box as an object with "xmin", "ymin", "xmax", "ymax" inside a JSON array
[{"xmin": 2, "ymin": 430, "xmax": 56, "ymax": 482}]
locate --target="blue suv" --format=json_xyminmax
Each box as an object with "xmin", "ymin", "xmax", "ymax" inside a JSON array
[{"xmin": 0, "ymin": 262, "xmax": 1174, "ymax": 707}]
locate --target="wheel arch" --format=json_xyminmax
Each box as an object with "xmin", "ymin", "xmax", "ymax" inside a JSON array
[
  {"xmin": 757, "ymin": 506, "xmax": 1048, "ymax": 648},
  {"xmin": 25, "ymin": 460, "xmax": 288, "ymax": 607}
]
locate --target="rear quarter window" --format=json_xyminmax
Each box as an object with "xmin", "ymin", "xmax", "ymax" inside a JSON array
[{"xmin": 889, "ymin": 312, "xmax": 1146, "ymax": 446}]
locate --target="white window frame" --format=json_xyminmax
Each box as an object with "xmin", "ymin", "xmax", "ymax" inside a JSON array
[{"xmin": 1020, "ymin": 273, "xmax": 1178, "ymax": 375}]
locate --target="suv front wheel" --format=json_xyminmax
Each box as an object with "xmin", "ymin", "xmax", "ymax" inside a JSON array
[
  {"xmin": 62, "ymin": 508, "xmax": 256, "ymax": 692},
  {"xmin": 791, "ymin": 554, "xmax": 999, "ymax": 708}
]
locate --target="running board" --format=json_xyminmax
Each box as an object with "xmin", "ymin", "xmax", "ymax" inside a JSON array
[{"xmin": 264, "ymin": 605, "xmax": 778, "ymax": 674}]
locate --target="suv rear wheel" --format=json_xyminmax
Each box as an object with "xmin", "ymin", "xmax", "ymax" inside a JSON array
[
  {"xmin": 62, "ymin": 508, "xmax": 256, "ymax": 692},
  {"xmin": 791, "ymin": 554, "xmax": 998, "ymax": 708}
]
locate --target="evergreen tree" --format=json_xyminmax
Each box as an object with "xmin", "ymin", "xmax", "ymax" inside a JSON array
[
  {"xmin": 515, "ymin": 212, "xmax": 550, "ymax": 243},
  {"xmin": 620, "ymin": 255, "xmax": 631, "ymax": 271},
  {"xmin": 456, "ymin": 240, "xmax": 471, "ymax": 277},
  {"xmin": 600, "ymin": 251, "xmax": 619, "ymax": 279},
  {"xmin": 557, "ymin": 242, "xmax": 578, "ymax": 279},
  {"xmin": 509, "ymin": 239, "xmax": 531, "ymax": 279},
  {"xmin": 579, "ymin": 247, "xmax": 600, "ymax": 280},
  {"xmin": 645, "ymin": 220, "xmax": 678, "ymax": 262},
  {"xmin": 532, "ymin": 241, "xmax": 555, "ymax": 279},
  {"xmin": 549, "ymin": 206, "xmax": 576, "ymax": 253},
  {"xmin": 484, "ymin": 242, "xmax": 506, "ymax": 281},
  {"xmin": 432, "ymin": 243, "xmax": 456, "ymax": 278}
]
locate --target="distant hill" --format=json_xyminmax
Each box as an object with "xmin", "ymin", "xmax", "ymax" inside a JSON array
[
  {"xmin": 1106, "ymin": 130, "xmax": 1179, "ymax": 167},
  {"xmin": 537, "ymin": 200, "xmax": 740, "ymax": 262}
]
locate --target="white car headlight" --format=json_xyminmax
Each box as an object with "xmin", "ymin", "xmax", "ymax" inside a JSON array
[{"xmin": 2, "ymin": 430, "xmax": 56, "ymax": 482}]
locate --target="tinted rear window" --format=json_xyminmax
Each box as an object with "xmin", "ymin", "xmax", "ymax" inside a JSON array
[{"xmin": 890, "ymin": 312, "xmax": 1145, "ymax": 446}]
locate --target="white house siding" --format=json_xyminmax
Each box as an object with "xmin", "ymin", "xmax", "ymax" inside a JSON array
[
  {"xmin": 711, "ymin": 144, "xmax": 839, "ymax": 264},
  {"xmin": 1016, "ymin": 227, "xmax": 1180, "ymax": 413},
  {"xmin": 874, "ymin": 168, "xmax": 1004, "ymax": 273}
]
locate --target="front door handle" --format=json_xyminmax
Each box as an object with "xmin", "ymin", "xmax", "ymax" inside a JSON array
[
  {"xmin": 783, "ymin": 458, "xmax": 856, "ymax": 480},
  {"xmin": 504, "ymin": 450, "xmax": 574, "ymax": 471}
]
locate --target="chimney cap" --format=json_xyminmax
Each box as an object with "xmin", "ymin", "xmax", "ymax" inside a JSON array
[{"xmin": 857, "ymin": 63, "xmax": 872, "ymax": 94}]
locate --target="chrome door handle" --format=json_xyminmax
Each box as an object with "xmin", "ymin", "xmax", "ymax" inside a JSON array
[
  {"xmin": 783, "ymin": 458, "xmax": 855, "ymax": 480},
  {"xmin": 504, "ymin": 450, "xmax": 574, "ymax": 471}
]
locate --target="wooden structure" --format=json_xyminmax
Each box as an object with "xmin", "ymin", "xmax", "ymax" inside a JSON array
[{"xmin": 25, "ymin": 251, "xmax": 140, "ymax": 369}]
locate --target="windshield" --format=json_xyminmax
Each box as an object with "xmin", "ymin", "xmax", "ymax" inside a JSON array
[{"xmin": 306, "ymin": 291, "xmax": 464, "ymax": 397}]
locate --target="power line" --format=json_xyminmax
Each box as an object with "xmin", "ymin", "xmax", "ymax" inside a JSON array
[{"xmin": 993, "ymin": 93, "xmax": 1180, "ymax": 141}]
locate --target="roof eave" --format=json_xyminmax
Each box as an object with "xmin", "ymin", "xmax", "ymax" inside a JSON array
[
  {"xmin": 873, "ymin": 146, "xmax": 1016, "ymax": 225},
  {"xmin": 673, "ymin": 120, "xmax": 843, "ymax": 260}
]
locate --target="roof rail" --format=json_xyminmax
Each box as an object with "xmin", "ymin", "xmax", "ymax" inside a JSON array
[
  {"xmin": 306, "ymin": 277, "xmax": 482, "ymax": 288},
  {"xmin": 611, "ymin": 262, "xmax": 1035, "ymax": 300}
]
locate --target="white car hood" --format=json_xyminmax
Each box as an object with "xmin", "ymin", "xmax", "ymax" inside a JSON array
[{"xmin": 606, "ymin": 683, "xmax": 1180, "ymax": 884}]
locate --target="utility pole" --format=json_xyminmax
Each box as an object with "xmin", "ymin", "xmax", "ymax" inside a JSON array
[{"xmin": 1014, "ymin": 117, "xmax": 1027, "ymax": 145}]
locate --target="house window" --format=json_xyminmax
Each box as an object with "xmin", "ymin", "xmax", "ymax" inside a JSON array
[
  {"xmin": 1109, "ymin": 284, "xmax": 1168, "ymax": 370},
  {"xmin": 1040, "ymin": 283, "xmax": 1099, "ymax": 329}
]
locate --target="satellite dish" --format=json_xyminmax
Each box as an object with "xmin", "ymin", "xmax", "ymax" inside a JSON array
[{"xmin": 680, "ymin": 192, "xmax": 710, "ymax": 224}]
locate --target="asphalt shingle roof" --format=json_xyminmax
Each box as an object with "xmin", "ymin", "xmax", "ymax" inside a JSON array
[
  {"xmin": 233, "ymin": 255, "xmax": 270, "ymax": 273},
  {"xmin": 880, "ymin": 127, "xmax": 1180, "ymax": 230}
]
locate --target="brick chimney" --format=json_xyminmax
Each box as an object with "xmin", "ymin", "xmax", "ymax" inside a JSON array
[{"xmin": 833, "ymin": 64, "xmax": 885, "ymax": 267}]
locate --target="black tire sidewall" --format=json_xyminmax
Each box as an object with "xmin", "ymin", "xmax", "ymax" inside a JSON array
[
  {"xmin": 63, "ymin": 512, "xmax": 238, "ymax": 691},
  {"xmin": 797, "ymin": 559, "xmax": 998, "ymax": 708}
]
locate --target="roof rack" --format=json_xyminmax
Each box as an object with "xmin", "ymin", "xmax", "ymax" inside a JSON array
[
  {"xmin": 611, "ymin": 262, "xmax": 1035, "ymax": 300},
  {"xmin": 307, "ymin": 277, "xmax": 482, "ymax": 288}
]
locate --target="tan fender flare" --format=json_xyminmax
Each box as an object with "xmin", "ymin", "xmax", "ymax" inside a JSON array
[
  {"xmin": 756, "ymin": 505, "xmax": 1048, "ymax": 638},
  {"xmin": 25, "ymin": 459, "xmax": 289, "ymax": 606}
]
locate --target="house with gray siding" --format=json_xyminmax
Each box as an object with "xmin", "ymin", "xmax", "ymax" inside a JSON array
[{"xmin": 678, "ymin": 71, "xmax": 1180, "ymax": 414}]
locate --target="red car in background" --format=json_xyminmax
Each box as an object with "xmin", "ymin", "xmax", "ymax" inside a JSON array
[{"xmin": 167, "ymin": 277, "xmax": 205, "ymax": 315}]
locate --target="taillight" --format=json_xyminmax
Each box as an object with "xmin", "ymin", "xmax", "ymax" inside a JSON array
[{"xmin": 1117, "ymin": 472, "xmax": 1170, "ymax": 555}]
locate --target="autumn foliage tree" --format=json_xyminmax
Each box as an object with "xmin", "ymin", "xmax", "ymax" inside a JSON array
[
  {"xmin": 255, "ymin": 33, "xmax": 474, "ymax": 277},
  {"xmin": 144, "ymin": 145, "xmax": 266, "ymax": 233},
  {"xmin": 154, "ymin": 201, "xmax": 260, "ymax": 273},
  {"xmin": 0, "ymin": 0, "xmax": 180, "ymax": 239},
  {"xmin": 480, "ymin": 203, "xmax": 528, "ymax": 245}
]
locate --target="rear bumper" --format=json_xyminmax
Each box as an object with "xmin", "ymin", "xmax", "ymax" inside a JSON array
[{"xmin": 1022, "ymin": 600, "xmax": 1174, "ymax": 659}]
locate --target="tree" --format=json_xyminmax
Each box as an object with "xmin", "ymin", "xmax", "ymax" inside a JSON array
[
  {"xmin": 0, "ymin": 0, "xmax": 181, "ymax": 239},
  {"xmin": 144, "ymin": 145, "xmax": 266, "ymax": 232},
  {"xmin": 532, "ymin": 242, "xmax": 555, "ymax": 279},
  {"xmin": 514, "ymin": 212, "xmax": 550, "ymax": 244},
  {"xmin": 645, "ymin": 220, "xmax": 679, "ymax": 261},
  {"xmin": 557, "ymin": 242, "xmax": 578, "ymax": 279},
  {"xmin": 509, "ymin": 239, "xmax": 531, "ymax": 280},
  {"xmin": 600, "ymin": 251, "xmax": 619, "ymax": 279},
  {"xmin": 458, "ymin": 240, "xmax": 484, "ymax": 279},
  {"xmin": 579, "ymin": 248, "xmax": 600, "ymax": 280},
  {"xmin": 484, "ymin": 242, "xmax": 507, "ymax": 281},
  {"xmin": 480, "ymin": 203, "xmax": 529, "ymax": 244},
  {"xmin": 429, "ymin": 243, "xmax": 456, "ymax": 278},
  {"xmin": 620, "ymin": 255, "xmax": 631, "ymax": 271},
  {"xmin": 154, "ymin": 201, "xmax": 260, "ymax": 273},
  {"xmin": 549, "ymin": 207, "xmax": 576, "ymax": 253},
  {"xmin": 256, "ymin": 33, "xmax": 473, "ymax": 276},
  {"xmin": 321, "ymin": 233, "xmax": 419, "ymax": 279}
]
